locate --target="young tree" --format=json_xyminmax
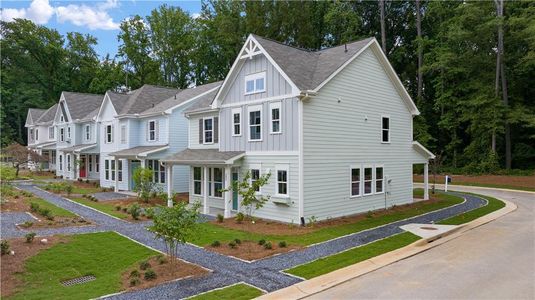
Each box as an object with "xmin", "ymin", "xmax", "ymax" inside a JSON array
[
  {"xmin": 148, "ymin": 201, "xmax": 200, "ymax": 264},
  {"xmin": 223, "ymin": 171, "xmax": 271, "ymax": 220},
  {"xmin": 132, "ymin": 167, "xmax": 155, "ymax": 203},
  {"xmin": 2, "ymin": 143, "xmax": 46, "ymax": 177}
]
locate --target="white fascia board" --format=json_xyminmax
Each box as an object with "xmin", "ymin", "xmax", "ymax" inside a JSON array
[
  {"xmin": 413, "ymin": 141, "xmax": 435, "ymax": 159},
  {"xmin": 164, "ymin": 85, "xmax": 222, "ymax": 115},
  {"xmin": 138, "ymin": 145, "xmax": 170, "ymax": 157},
  {"xmin": 95, "ymin": 93, "xmax": 114, "ymax": 122}
]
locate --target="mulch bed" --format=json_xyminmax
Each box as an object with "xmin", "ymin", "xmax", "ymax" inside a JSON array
[
  {"xmin": 207, "ymin": 241, "xmax": 301, "ymax": 261},
  {"xmin": 121, "ymin": 256, "xmax": 208, "ymax": 291},
  {"xmin": 1, "ymin": 236, "xmax": 69, "ymax": 298},
  {"xmin": 414, "ymin": 174, "xmax": 535, "ymax": 189}
]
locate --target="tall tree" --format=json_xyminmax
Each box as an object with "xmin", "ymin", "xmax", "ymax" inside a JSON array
[
  {"xmin": 416, "ymin": 0, "xmax": 423, "ymax": 102},
  {"xmin": 379, "ymin": 0, "xmax": 387, "ymax": 53}
]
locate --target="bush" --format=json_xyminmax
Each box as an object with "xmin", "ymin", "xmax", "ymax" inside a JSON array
[
  {"xmin": 130, "ymin": 278, "xmax": 141, "ymax": 286},
  {"xmin": 211, "ymin": 240, "xmax": 221, "ymax": 247},
  {"xmin": 278, "ymin": 241, "xmax": 287, "ymax": 248},
  {"xmin": 157, "ymin": 254, "xmax": 167, "ymax": 265},
  {"xmin": 30, "ymin": 202, "xmax": 40, "ymax": 213},
  {"xmin": 235, "ymin": 212, "xmax": 245, "ymax": 224},
  {"xmin": 1, "ymin": 240, "xmax": 9, "ymax": 255},
  {"xmin": 216, "ymin": 214, "xmax": 224, "ymax": 223},
  {"xmin": 115, "ymin": 205, "xmax": 121, "ymax": 211},
  {"xmin": 25, "ymin": 232, "xmax": 36, "ymax": 243},
  {"xmin": 39, "ymin": 207, "xmax": 53, "ymax": 220},
  {"xmin": 144, "ymin": 269, "xmax": 157, "ymax": 280},
  {"xmin": 258, "ymin": 239, "xmax": 266, "ymax": 245},
  {"xmin": 21, "ymin": 221, "xmax": 33, "ymax": 228},
  {"xmin": 139, "ymin": 260, "xmax": 151, "ymax": 270},
  {"xmin": 234, "ymin": 238, "xmax": 241, "ymax": 245},
  {"xmin": 263, "ymin": 241, "xmax": 272, "ymax": 250},
  {"xmin": 228, "ymin": 241, "xmax": 237, "ymax": 249},
  {"xmin": 128, "ymin": 203, "xmax": 142, "ymax": 220},
  {"xmin": 0, "ymin": 166, "xmax": 16, "ymax": 181},
  {"xmin": 144, "ymin": 207, "xmax": 155, "ymax": 219},
  {"xmin": 122, "ymin": 207, "xmax": 128, "ymax": 212},
  {"xmin": 129, "ymin": 269, "xmax": 140, "ymax": 278}
]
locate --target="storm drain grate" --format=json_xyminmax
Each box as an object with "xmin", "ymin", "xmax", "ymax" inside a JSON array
[{"xmin": 61, "ymin": 275, "xmax": 96, "ymax": 286}]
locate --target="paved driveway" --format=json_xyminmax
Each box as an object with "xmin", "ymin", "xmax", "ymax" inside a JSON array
[{"xmin": 307, "ymin": 186, "xmax": 535, "ymax": 300}]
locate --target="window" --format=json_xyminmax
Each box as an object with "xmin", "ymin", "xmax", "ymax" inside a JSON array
[
  {"xmin": 67, "ymin": 127, "xmax": 71, "ymax": 139},
  {"xmin": 213, "ymin": 168, "xmax": 223, "ymax": 198},
  {"xmin": 111, "ymin": 160, "xmax": 116, "ymax": 181},
  {"xmin": 48, "ymin": 127, "xmax": 54, "ymax": 139},
  {"xmin": 381, "ymin": 116, "xmax": 390, "ymax": 143},
  {"xmin": 51, "ymin": 151, "xmax": 56, "ymax": 164},
  {"xmin": 60, "ymin": 115, "xmax": 64, "ymax": 122},
  {"xmin": 147, "ymin": 160, "xmax": 165, "ymax": 184},
  {"xmin": 106, "ymin": 125, "xmax": 113, "ymax": 143},
  {"xmin": 29, "ymin": 129, "xmax": 34, "ymax": 141},
  {"xmin": 244, "ymin": 72, "xmax": 266, "ymax": 94},
  {"xmin": 250, "ymin": 166, "xmax": 261, "ymax": 193},
  {"xmin": 248, "ymin": 106, "xmax": 262, "ymax": 141},
  {"xmin": 67, "ymin": 154, "xmax": 71, "ymax": 172},
  {"xmin": 375, "ymin": 166, "xmax": 384, "ymax": 193},
  {"xmin": 208, "ymin": 168, "xmax": 213, "ymax": 196},
  {"xmin": 193, "ymin": 167, "xmax": 202, "ymax": 195},
  {"xmin": 232, "ymin": 108, "xmax": 241, "ymax": 136},
  {"xmin": 59, "ymin": 155, "xmax": 63, "ymax": 171},
  {"xmin": 351, "ymin": 167, "xmax": 361, "ymax": 197},
  {"xmin": 35, "ymin": 129, "xmax": 39, "ymax": 140},
  {"xmin": 60, "ymin": 128, "xmax": 64, "ymax": 142},
  {"xmin": 364, "ymin": 167, "xmax": 373, "ymax": 195},
  {"xmin": 89, "ymin": 155, "xmax": 93, "ymax": 172},
  {"xmin": 148, "ymin": 120, "xmax": 157, "ymax": 141},
  {"xmin": 85, "ymin": 125, "xmax": 91, "ymax": 141},
  {"xmin": 120, "ymin": 125, "xmax": 127, "ymax": 144},
  {"xmin": 276, "ymin": 165, "xmax": 289, "ymax": 196},
  {"xmin": 95, "ymin": 155, "xmax": 99, "ymax": 173},
  {"xmin": 105, "ymin": 160, "xmax": 110, "ymax": 180},
  {"xmin": 118, "ymin": 160, "xmax": 123, "ymax": 182},
  {"xmin": 270, "ymin": 102, "xmax": 281, "ymax": 134},
  {"xmin": 203, "ymin": 118, "xmax": 213, "ymax": 144}
]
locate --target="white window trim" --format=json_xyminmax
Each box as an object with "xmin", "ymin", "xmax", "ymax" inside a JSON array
[
  {"xmin": 48, "ymin": 127, "xmax": 54, "ymax": 139},
  {"xmin": 67, "ymin": 127, "xmax": 71, "ymax": 139},
  {"xmin": 275, "ymin": 164, "xmax": 289, "ymax": 198},
  {"xmin": 269, "ymin": 101, "xmax": 282, "ymax": 134},
  {"xmin": 147, "ymin": 120, "xmax": 157, "ymax": 142},
  {"xmin": 363, "ymin": 165, "xmax": 374, "ymax": 196},
  {"xmin": 232, "ymin": 108, "xmax": 242, "ymax": 137},
  {"xmin": 60, "ymin": 128, "xmax": 65, "ymax": 142},
  {"xmin": 105, "ymin": 124, "xmax": 113, "ymax": 144},
  {"xmin": 192, "ymin": 166, "xmax": 203, "ymax": 196},
  {"xmin": 375, "ymin": 165, "xmax": 385, "ymax": 194},
  {"xmin": 203, "ymin": 117, "xmax": 214, "ymax": 144},
  {"xmin": 35, "ymin": 129, "xmax": 39, "ymax": 140},
  {"xmin": 89, "ymin": 155, "xmax": 93, "ymax": 172},
  {"xmin": 95, "ymin": 155, "xmax": 100, "ymax": 173},
  {"xmin": 120, "ymin": 124, "xmax": 127, "ymax": 144},
  {"xmin": 85, "ymin": 124, "xmax": 91, "ymax": 141},
  {"xmin": 66, "ymin": 154, "xmax": 71, "ymax": 172},
  {"xmin": 249, "ymin": 163, "xmax": 262, "ymax": 195},
  {"xmin": 248, "ymin": 105, "xmax": 263, "ymax": 142},
  {"xmin": 118, "ymin": 160, "xmax": 123, "ymax": 182},
  {"xmin": 349, "ymin": 165, "xmax": 362, "ymax": 198},
  {"xmin": 381, "ymin": 115, "xmax": 390, "ymax": 144},
  {"xmin": 59, "ymin": 155, "xmax": 63, "ymax": 171},
  {"xmin": 212, "ymin": 167, "xmax": 224, "ymax": 199},
  {"xmin": 244, "ymin": 71, "xmax": 266, "ymax": 95},
  {"xmin": 105, "ymin": 160, "xmax": 110, "ymax": 180}
]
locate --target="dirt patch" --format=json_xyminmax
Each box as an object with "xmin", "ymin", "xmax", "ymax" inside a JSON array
[
  {"xmin": 17, "ymin": 216, "xmax": 91, "ymax": 229},
  {"xmin": 207, "ymin": 241, "xmax": 302, "ymax": 261},
  {"xmin": 122, "ymin": 256, "xmax": 208, "ymax": 291},
  {"xmin": 1, "ymin": 236, "xmax": 69, "ymax": 297},
  {"xmin": 414, "ymin": 174, "xmax": 535, "ymax": 189}
]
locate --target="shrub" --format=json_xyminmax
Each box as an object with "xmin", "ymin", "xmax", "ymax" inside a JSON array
[
  {"xmin": 85, "ymin": 179, "xmax": 90, "ymax": 184},
  {"xmin": 25, "ymin": 232, "xmax": 36, "ymax": 243},
  {"xmin": 21, "ymin": 221, "xmax": 33, "ymax": 228},
  {"xmin": 139, "ymin": 260, "xmax": 151, "ymax": 270},
  {"xmin": 307, "ymin": 216, "xmax": 318, "ymax": 227},
  {"xmin": 129, "ymin": 269, "xmax": 140, "ymax": 278},
  {"xmin": 228, "ymin": 241, "xmax": 237, "ymax": 249},
  {"xmin": 1, "ymin": 240, "xmax": 9, "ymax": 255},
  {"xmin": 122, "ymin": 207, "xmax": 128, "ymax": 212},
  {"xmin": 211, "ymin": 240, "xmax": 221, "ymax": 247},
  {"xmin": 145, "ymin": 207, "xmax": 155, "ymax": 219},
  {"xmin": 128, "ymin": 203, "xmax": 142, "ymax": 220},
  {"xmin": 366, "ymin": 211, "xmax": 374, "ymax": 219},
  {"xmin": 144, "ymin": 269, "xmax": 157, "ymax": 280},
  {"xmin": 133, "ymin": 168, "xmax": 156, "ymax": 203},
  {"xmin": 30, "ymin": 202, "xmax": 40, "ymax": 213},
  {"xmin": 115, "ymin": 205, "xmax": 121, "ymax": 211},
  {"xmin": 278, "ymin": 241, "xmax": 287, "ymax": 248},
  {"xmin": 258, "ymin": 239, "xmax": 266, "ymax": 245},
  {"xmin": 39, "ymin": 208, "xmax": 53, "ymax": 220},
  {"xmin": 157, "ymin": 254, "xmax": 167, "ymax": 265},
  {"xmin": 263, "ymin": 241, "xmax": 272, "ymax": 250},
  {"xmin": 235, "ymin": 212, "xmax": 245, "ymax": 224},
  {"xmin": 130, "ymin": 278, "xmax": 141, "ymax": 286},
  {"xmin": 234, "ymin": 238, "xmax": 241, "ymax": 245},
  {"xmin": 216, "ymin": 214, "xmax": 224, "ymax": 223}
]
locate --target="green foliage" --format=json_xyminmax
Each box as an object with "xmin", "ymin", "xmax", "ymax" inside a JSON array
[
  {"xmin": 258, "ymin": 239, "xmax": 266, "ymax": 246},
  {"xmin": 188, "ymin": 283, "xmax": 263, "ymax": 300},
  {"xmin": 133, "ymin": 168, "xmax": 156, "ymax": 203},
  {"xmin": 139, "ymin": 260, "xmax": 151, "ymax": 270},
  {"xmin": 211, "ymin": 240, "xmax": 221, "ymax": 247},
  {"xmin": 156, "ymin": 254, "xmax": 167, "ymax": 265},
  {"xmin": 235, "ymin": 212, "xmax": 245, "ymax": 224},
  {"xmin": 25, "ymin": 232, "xmax": 36, "ymax": 243},
  {"xmin": 144, "ymin": 207, "xmax": 155, "ymax": 219},
  {"xmin": 233, "ymin": 238, "xmax": 241, "ymax": 245},
  {"xmin": 0, "ymin": 166, "xmax": 16, "ymax": 181},
  {"xmin": 216, "ymin": 213, "xmax": 224, "ymax": 223},
  {"xmin": 228, "ymin": 241, "xmax": 237, "ymax": 249},
  {"xmin": 278, "ymin": 241, "xmax": 287, "ymax": 248},
  {"xmin": 263, "ymin": 241, "xmax": 272, "ymax": 250},
  {"xmin": 130, "ymin": 269, "xmax": 140, "ymax": 278},
  {"xmin": 223, "ymin": 171, "xmax": 271, "ymax": 219},
  {"xmin": 128, "ymin": 203, "xmax": 142, "ymax": 220},
  {"xmin": 1, "ymin": 240, "xmax": 10, "ymax": 255},
  {"xmin": 144, "ymin": 269, "xmax": 157, "ymax": 280},
  {"xmin": 129, "ymin": 277, "xmax": 141, "ymax": 286}
]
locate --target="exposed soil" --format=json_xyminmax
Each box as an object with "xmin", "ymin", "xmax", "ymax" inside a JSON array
[
  {"xmin": 121, "ymin": 256, "xmax": 208, "ymax": 291},
  {"xmin": 17, "ymin": 216, "xmax": 91, "ymax": 229},
  {"xmin": 414, "ymin": 174, "xmax": 535, "ymax": 189},
  {"xmin": 207, "ymin": 241, "xmax": 302, "ymax": 261},
  {"xmin": 0, "ymin": 236, "xmax": 69, "ymax": 297}
]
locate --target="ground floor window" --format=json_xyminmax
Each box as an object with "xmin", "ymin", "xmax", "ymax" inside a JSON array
[
  {"xmin": 59, "ymin": 155, "xmax": 63, "ymax": 171},
  {"xmin": 147, "ymin": 159, "xmax": 165, "ymax": 184},
  {"xmin": 351, "ymin": 164, "xmax": 385, "ymax": 196},
  {"xmin": 213, "ymin": 168, "xmax": 223, "ymax": 198},
  {"xmin": 364, "ymin": 167, "xmax": 373, "ymax": 195},
  {"xmin": 89, "ymin": 155, "xmax": 93, "ymax": 172},
  {"xmin": 95, "ymin": 155, "xmax": 100, "ymax": 173},
  {"xmin": 276, "ymin": 166, "xmax": 288, "ymax": 196},
  {"xmin": 118, "ymin": 160, "xmax": 123, "ymax": 182},
  {"xmin": 351, "ymin": 167, "xmax": 361, "ymax": 197},
  {"xmin": 111, "ymin": 160, "xmax": 116, "ymax": 181},
  {"xmin": 193, "ymin": 167, "xmax": 202, "ymax": 196},
  {"xmin": 51, "ymin": 151, "xmax": 56, "ymax": 164},
  {"xmin": 375, "ymin": 166, "xmax": 384, "ymax": 193},
  {"xmin": 67, "ymin": 154, "xmax": 71, "ymax": 172},
  {"xmin": 250, "ymin": 165, "xmax": 261, "ymax": 193},
  {"xmin": 105, "ymin": 160, "xmax": 110, "ymax": 180}
]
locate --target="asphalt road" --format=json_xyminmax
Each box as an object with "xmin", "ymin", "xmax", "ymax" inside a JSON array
[{"xmin": 307, "ymin": 186, "xmax": 535, "ymax": 300}]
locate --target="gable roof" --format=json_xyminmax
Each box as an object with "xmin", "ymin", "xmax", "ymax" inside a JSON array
[
  {"xmin": 26, "ymin": 108, "xmax": 47, "ymax": 126},
  {"xmin": 106, "ymin": 92, "xmax": 130, "ymax": 115},
  {"xmin": 117, "ymin": 85, "xmax": 180, "ymax": 115},
  {"xmin": 62, "ymin": 92, "xmax": 104, "ymax": 121},
  {"xmin": 35, "ymin": 104, "xmax": 58, "ymax": 125},
  {"xmin": 184, "ymin": 88, "xmax": 220, "ymax": 115}
]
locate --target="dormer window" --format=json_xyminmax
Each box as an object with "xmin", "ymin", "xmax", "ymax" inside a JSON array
[
  {"xmin": 60, "ymin": 128, "xmax": 65, "ymax": 142},
  {"xmin": 148, "ymin": 120, "xmax": 157, "ymax": 141},
  {"xmin": 106, "ymin": 125, "xmax": 113, "ymax": 143},
  {"xmin": 244, "ymin": 72, "xmax": 266, "ymax": 95},
  {"xmin": 60, "ymin": 115, "xmax": 64, "ymax": 122}
]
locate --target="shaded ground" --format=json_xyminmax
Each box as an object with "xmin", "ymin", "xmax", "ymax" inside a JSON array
[{"xmin": 414, "ymin": 174, "xmax": 535, "ymax": 191}]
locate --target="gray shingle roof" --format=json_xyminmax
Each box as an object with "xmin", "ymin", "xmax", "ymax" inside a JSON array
[
  {"xmin": 183, "ymin": 88, "xmax": 220, "ymax": 114},
  {"xmin": 108, "ymin": 145, "xmax": 169, "ymax": 158},
  {"xmin": 63, "ymin": 92, "xmax": 104, "ymax": 121},
  {"xmin": 162, "ymin": 148, "xmax": 245, "ymax": 165},
  {"xmin": 252, "ymin": 35, "xmax": 374, "ymax": 91},
  {"xmin": 117, "ymin": 85, "xmax": 180, "ymax": 115},
  {"xmin": 107, "ymin": 92, "xmax": 130, "ymax": 114},
  {"xmin": 26, "ymin": 108, "xmax": 47, "ymax": 126},
  {"xmin": 35, "ymin": 104, "xmax": 58, "ymax": 125}
]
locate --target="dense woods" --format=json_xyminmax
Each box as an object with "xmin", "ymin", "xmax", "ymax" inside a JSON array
[{"xmin": 1, "ymin": 1, "xmax": 534, "ymax": 171}]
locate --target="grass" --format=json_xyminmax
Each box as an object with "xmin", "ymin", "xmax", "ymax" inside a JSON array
[
  {"xmin": 191, "ymin": 192, "xmax": 463, "ymax": 247},
  {"xmin": 70, "ymin": 197, "xmax": 127, "ymax": 219},
  {"xmin": 71, "ymin": 186, "xmax": 101, "ymax": 195},
  {"xmin": 414, "ymin": 178, "xmax": 535, "ymax": 192},
  {"xmin": 26, "ymin": 197, "xmax": 76, "ymax": 217},
  {"xmin": 286, "ymin": 232, "xmax": 421, "ymax": 279},
  {"xmin": 189, "ymin": 283, "xmax": 263, "ymax": 300},
  {"xmin": 8, "ymin": 232, "xmax": 157, "ymax": 300},
  {"xmin": 439, "ymin": 194, "xmax": 506, "ymax": 225}
]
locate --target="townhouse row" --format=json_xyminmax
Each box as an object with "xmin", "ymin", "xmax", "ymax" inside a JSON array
[{"xmin": 26, "ymin": 34, "xmax": 434, "ymax": 223}]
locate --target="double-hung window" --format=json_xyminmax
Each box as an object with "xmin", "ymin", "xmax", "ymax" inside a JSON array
[
  {"xmin": 48, "ymin": 127, "xmax": 54, "ymax": 139},
  {"xmin": 148, "ymin": 120, "xmax": 157, "ymax": 141},
  {"xmin": 120, "ymin": 125, "xmax": 127, "ymax": 144},
  {"xmin": 244, "ymin": 72, "xmax": 266, "ymax": 94},
  {"xmin": 270, "ymin": 102, "xmax": 281, "ymax": 134},
  {"xmin": 67, "ymin": 127, "xmax": 71, "ymax": 139},
  {"xmin": 381, "ymin": 116, "xmax": 390, "ymax": 143},
  {"xmin": 248, "ymin": 105, "xmax": 262, "ymax": 141},
  {"xmin": 350, "ymin": 167, "xmax": 361, "ymax": 197},
  {"xmin": 232, "ymin": 108, "xmax": 241, "ymax": 136},
  {"xmin": 59, "ymin": 155, "xmax": 63, "ymax": 171},
  {"xmin": 67, "ymin": 154, "xmax": 71, "ymax": 171},
  {"xmin": 213, "ymin": 168, "xmax": 223, "ymax": 198},
  {"xmin": 375, "ymin": 166, "xmax": 384, "ymax": 193},
  {"xmin": 250, "ymin": 165, "xmax": 261, "ymax": 193},
  {"xmin": 147, "ymin": 160, "xmax": 165, "ymax": 183},
  {"xmin": 105, "ymin": 160, "xmax": 109, "ymax": 180},
  {"xmin": 111, "ymin": 160, "xmax": 116, "ymax": 181},
  {"xmin": 60, "ymin": 128, "xmax": 64, "ymax": 142},
  {"xmin": 364, "ymin": 166, "xmax": 373, "ymax": 195},
  {"xmin": 203, "ymin": 118, "xmax": 213, "ymax": 144},
  {"xmin": 89, "ymin": 155, "xmax": 93, "ymax": 172},
  {"xmin": 35, "ymin": 129, "xmax": 39, "ymax": 140},
  {"xmin": 193, "ymin": 167, "xmax": 202, "ymax": 196},
  {"xmin": 29, "ymin": 129, "xmax": 34, "ymax": 141},
  {"xmin": 117, "ymin": 160, "xmax": 123, "ymax": 182},
  {"xmin": 85, "ymin": 125, "xmax": 91, "ymax": 141},
  {"xmin": 95, "ymin": 155, "xmax": 100, "ymax": 173},
  {"xmin": 276, "ymin": 165, "xmax": 289, "ymax": 196},
  {"xmin": 106, "ymin": 125, "xmax": 113, "ymax": 143}
]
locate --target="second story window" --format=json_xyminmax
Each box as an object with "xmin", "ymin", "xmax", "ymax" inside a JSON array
[
  {"xmin": 29, "ymin": 129, "xmax": 34, "ymax": 141},
  {"xmin": 381, "ymin": 116, "xmax": 390, "ymax": 143},
  {"xmin": 67, "ymin": 127, "xmax": 71, "ymax": 139},
  {"xmin": 35, "ymin": 129, "xmax": 39, "ymax": 140},
  {"xmin": 48, "ymin": 127, "xmax": 54, "ymax": 139},
  {"xmin": 270, "ymin": 102, "xmax": 281, "ymax": 134},
  {"xmin": 148, "ymin": 120, "xmax": 157, "ymax": 141},
  {"xmin": 120, "ymin": 125, "xmax": 127, "ymax": 144},
  {"xmin": 60, "ymin": 128, "xmax": 65, "ymax": 142},
  {"xmin": 106, "ymin": 125, "xmax": 113, "ymax": 143},
  {"xmin": 232, "ymin": 108, "xmax": 241, "ymax": 136},
  {"xmin": 203, "ymin": 118, "xmax": 213, "ymax": 144},
  {"xmin": 244, "ymin": 72, "xmax": 266, "ymax": 95},
  {"xmin": 85, "ymin": 125, "xmax": 91, "ymax": 141},
  {"xmin": 248, "ymin": 106, "xmax": 262, "ymax": 141}
]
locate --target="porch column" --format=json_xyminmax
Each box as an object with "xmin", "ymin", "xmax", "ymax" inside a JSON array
[
  {"xmin": 114, "ymin": 158, "xmax": 119, "ymax": 192},
  {"xmin": 424, "ymin": 162, "xmax": 429, "ymax": 200},
  {"xmin": 167, "ymin": 164, "xmax": 173, "ymax": 207},
  {"xmin": 203, "ymin": 166, "xmax": 209, "ymax": 214},
  {"xmin": 140, "ymin": 159, "xmax": 146, "ymax": 168},
  {"xmin": 74, "ymin": 153, "xmax": 80, "ymax": 180},
  {"xmin": 223, "ymin": 165, "xmax": 232, "ymax": 218}
]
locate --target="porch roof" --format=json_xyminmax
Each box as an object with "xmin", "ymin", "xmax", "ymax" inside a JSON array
[
  {"xmin": 29, "ymin": 141, "xmax": 56, "ymax": 150},
  {"xmin": 61, "ymin": 143, "xmax": 98, "ymax": 153},
  {"xmin": 108, "ymin": 145, "xmax": 169, "ymax": 158},
  {"xmin": 162, "ymin": 148, "xmax": 245, "ymax": 165}
]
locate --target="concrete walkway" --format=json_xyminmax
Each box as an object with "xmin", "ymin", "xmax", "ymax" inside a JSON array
[{"xmin": 5, "ymin": 182, "xmax": 490, "ymax": 299}]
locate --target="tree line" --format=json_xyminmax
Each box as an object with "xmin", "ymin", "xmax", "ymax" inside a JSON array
[{"xmin": 1, "ymin": 0, "xmax": 534, "ymax": 172}]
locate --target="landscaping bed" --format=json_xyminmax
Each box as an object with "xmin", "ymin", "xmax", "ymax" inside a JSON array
[
  {"xmin": 189, "ymin": 283, "xmax": 264, "ymax": 300},
  {"xmin": 70, "ymin": 196, "xmax": 165, "ymax": 221},
  {"xmin": 414, "ymin": 174, "xmax": 535, "ymax": 192},
  {"xmin": 207, "ymin": 240, "xmax": 301, "ymax": 261},
  {"xmin": 42, "ymin": 181, "xmax": 105, "ymax": 196}
]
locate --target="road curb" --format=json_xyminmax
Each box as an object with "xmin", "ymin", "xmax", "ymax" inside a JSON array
[
  {"xmin": 258, "ymin": 196, "xmax": 517, "ymax": 300},
  {"xmin": 415, "ymin": 183, "xmax": 535, "ymax": 194}
]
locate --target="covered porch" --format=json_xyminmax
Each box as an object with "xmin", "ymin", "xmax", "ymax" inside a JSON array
[
  {"xmin": 61, "ymin": 143, "xmax": 99, "ymax": 180},
  {"xmin": 162, "ymin": 148, "xmax": 245, "ymax": 218},
  {"xmin": 30, "ymin": 141, "xmax": 57, "ymax": 171}
]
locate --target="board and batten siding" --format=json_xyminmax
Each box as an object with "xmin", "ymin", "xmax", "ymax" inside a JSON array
[
  {"xmin": 302, "ymin": 47, "xmax": 416, "ymax": 220},
  {"xmin": 219, "ymin": 98, "xmax": 299, "ymax": 152},
  {"xmin": 220, "ymin": 54, "xmax": 293, "ymax": 106}
]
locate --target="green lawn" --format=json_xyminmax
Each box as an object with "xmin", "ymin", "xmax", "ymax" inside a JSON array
[
  {"xmin": 414, "ymin": 179, "xmax": 535, "ymax": 192},
  {"xmin": 26, "ymin": 197, "xmax": 76, "ymax": 217},
  {"xmin": 8, "ymin": 232, "xmax": 157, "ymax": 300},
  {"xmin": 71, "ymin": 186, "xmax": 101, "ymax": 195},
  {"xmin": 70, "ymin": 197, "xmax": 127, "ymax": 219},
  {"xmin": 285, "ymin": 232, "xmax": 421, "ymax": 279},
  {"xmin": 189, "ymin": 283, "xmax": 263, "ymax": 300},
  {"xmin": 439, "ymin": 194, "xmax": 505, "ymax": 225},
  {"xmin": 191, "ymin": 192, "xmax": 463, "ymax": 247}
]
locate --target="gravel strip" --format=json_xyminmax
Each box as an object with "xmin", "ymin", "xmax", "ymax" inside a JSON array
[
  {"xmin": 92, "ymin": 192, "xmax": 132, "ymax": 201},
  {"xmin": 0, "ymin": 212, "xmax": 35, "ymax": 238}
]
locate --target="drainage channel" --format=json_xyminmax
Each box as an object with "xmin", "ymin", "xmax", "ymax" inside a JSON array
[{"xmin": 61, "ymin": 275, "xmax": 96, "ymax": 286}]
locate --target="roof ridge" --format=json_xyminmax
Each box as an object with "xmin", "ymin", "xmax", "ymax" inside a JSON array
[
  {"xmin": 252, "ymin": 34, "xmax": 316, "ymax": 53},
  {"xmin": 317, "ymin": 37, "xmax": 375, "ymax": 53}
]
